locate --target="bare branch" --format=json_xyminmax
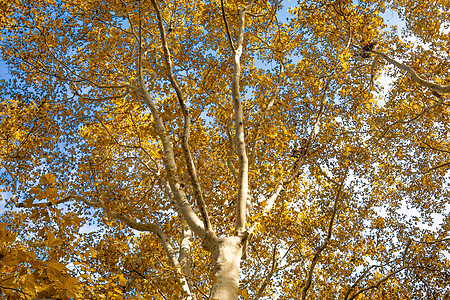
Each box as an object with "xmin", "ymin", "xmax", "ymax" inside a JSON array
[
  {"xmin": 178, "ymin": 224, "xmax": 196, "ymax": 300},
  {"xmin": 423, "ymin": 161, "xmax": 450, "ymax": 174},
  {"xmin": 420, "ymin": 142, "xmax": 450, "ymax": 155},
  {"xmin": 413, "ymin": 237, "xmax": 450, "ymax": 244},
  {"xmin": 370, "ymin": 54, "xmax": 380, "ymax": 86},
  {"xmin": 246, "ymin": 11, "xmax": 269, "ymax": 17},
  {"xmin": 125, "ymin": 155, "xmax": 159, "ymax": 175},
  {"xmin": 0, "ymin": 285, "xmax": 31, "ymax": 298},
  {"xmin": 71, "ymin": 82, "xmax": 135, "ymax": 102},
  {"xmin": 18, "ymin": 197, "xmax": 70, "ymax": 208},
  {"xmin": 137, "ymin": 56, "xmax": 206, "ymax": 239},
  {"xmin": 402, "ymin": 239, "xmax": 412, "ymax": 264},
  {"xmin": 133, "ymin": 10, "xmax": 208, "ymax": 240}
]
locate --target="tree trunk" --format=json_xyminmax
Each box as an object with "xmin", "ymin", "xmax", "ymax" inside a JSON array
[{"xmin": 209, "ymin": 236, "xmax": 243, "ymax": 300}]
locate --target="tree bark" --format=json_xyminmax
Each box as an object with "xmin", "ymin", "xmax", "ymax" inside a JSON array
[{"xmin": 209, "ymin": 236, "xmax": 243, "ymax": 300}]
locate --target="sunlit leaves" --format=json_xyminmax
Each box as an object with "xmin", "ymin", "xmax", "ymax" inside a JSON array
[
  {"xmin": 0, "ymin": 223, "xmax": 78, "ymax": 299},
  {"xmin": 0, "ymin": 0, "xmax": 449, "ymax": 298}
]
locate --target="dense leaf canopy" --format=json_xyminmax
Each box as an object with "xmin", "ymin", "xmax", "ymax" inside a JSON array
[{"xmin": 0, "ymin": 0, "xmax": 449, "ymax": 299}]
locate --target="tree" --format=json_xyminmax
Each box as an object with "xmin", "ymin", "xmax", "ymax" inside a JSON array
[{"xmin": 0, "ymin": 0, "xmax": 449, "ymax": 299}]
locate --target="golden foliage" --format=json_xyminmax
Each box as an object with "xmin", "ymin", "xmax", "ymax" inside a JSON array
[{"xmin": 0, "ymin": 0, "xmax": 449, "ymax": 298}]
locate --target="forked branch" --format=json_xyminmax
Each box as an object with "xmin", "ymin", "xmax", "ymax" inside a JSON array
[
  {"xmin": 343, "ymin": 237, "xmax": 443, "ymax": 300},
  {"xmin": 137, "ymin": 47, "xmax": 206, "ymax": 239},
  {"xmin": 149, "ymin": 0, "xmax": 212, "ymax": 233},
  {"xmin": 346, "ymin": 266, "xmax": 407, "ymax": 300},
  {"xmin": 391, "ymin": 96, "xmax": 445, "ymax": 125}
]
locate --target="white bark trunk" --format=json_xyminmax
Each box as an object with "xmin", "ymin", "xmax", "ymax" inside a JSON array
[{"xmin": 209, "ymin": 237, "xmax": 243, "ymax": 300}]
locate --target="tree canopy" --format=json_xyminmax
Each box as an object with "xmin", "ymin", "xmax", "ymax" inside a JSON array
[{"xmin": 0, "ymin": 0, "xmax": 449, "ymax": 299}]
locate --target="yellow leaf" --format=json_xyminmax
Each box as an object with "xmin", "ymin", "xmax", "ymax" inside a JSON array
[
  {"xmin": 47, "ymin": 187, "xmax": 58, "ymax": 198},
  {"xmin": 46, "ymin": 173, "xmax": 57, "ymax": 184},
  {"xmin": 0, "ymin": 224, "xmax": 17, "ymax": 242},
  {"xmin": 238, "ymin": 288, "xmax": 249, "ymax": 299},
  {"xmin": 1, "ymin": 253, "xmax": 19, "ymax": 267},
  {"xmin": 89, "ymin": 247, "xmax": 97, "ymax": 258},
  {"xmin": 23, "ymin": 275, "xmax": 37, "ymax": 295},
  {"xmin": 48, "ymin": 260, "xmax": 66, "ymax": 272},
  {"xmin": 119, "ymin": 274, "xmax": 128, "ymax": 285},
  {"xmin": 29, "ymin": 186, "xmax": 41, "ymax": 194},
  {"xmin": 44, "ymin": 233, "xmax": 63, "ymax": 247}
]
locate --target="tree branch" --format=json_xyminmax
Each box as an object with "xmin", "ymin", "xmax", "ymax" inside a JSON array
[
  {"xmin": 285, "ymin": 69, "xmax": 335, "ymax": 184},
  {"xmin": 226, "ymin": 113, "xmax": 238, "ymax": 182},
  {"xmin": 360, "ymin": 46, "xmax": 450, "ymax": 94},
  {"xmin": 420, "ymin": 142, "xmax": 450, "ymax": 155},
  {"xmin": 370, "ymin": 54, "xmax": 380, "ymax": 86},
  {"xmin": 136, "ymin": 36, "xmax": 206, "ymax": 240},
  {"xmin": 50, "ymin": 194, "xmax": 195, "ymax": 299},
  {"xmin": 343, "ymin": 264, "xmax": 377, "ymax": 300},
  {"xmin": 249, "ymin": 70, "xmax": 335, "ymax": 235},
  {"xmin": 249, "ymin": 64, "xmax": 284, "ymax": 167},
  {"xmin": 347, "ymin": 266, "xmax": 407, "ymax": 300},
  {"xmin": 220, "ymin": 0, "xmax": 235, "ymax": 53},
  {"xmin": 391, "ymin": 97, "xmax": 445, "ymax": 125},
  {"xmin": 254, "ymin": 243, "xmax": 279, "ymax": 299},
  {"xmin": 0, "ymin": 285, "xmax": 31, "ymax": 297},
  {"xmin": 149, "ymin": 0, "xmax": 212, "ymax": 233},
  {"xmin": 178, "ymin": 225, "xmax": 196, "ymax": 299},
  {"xmin": 233, "ymin": 0, "xmax": 256, "ymax": 234},
  {"xmin": 423, "ymin": 161, "xmax": 450, "ymax": 174},
  {"xmin": 301, "ymin": 174, "xmax": 346, "ymax": 300},
  {"xmin": 412, "ymin": 237, "xmax": 450, "ymax": 244},
  {"xmin": 71, "ymin": 83, "xmax": 134, "ymax": 102},
  {"xmin": 38, "ymin": 26, "xmax": 134, "ymax": 92}
]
